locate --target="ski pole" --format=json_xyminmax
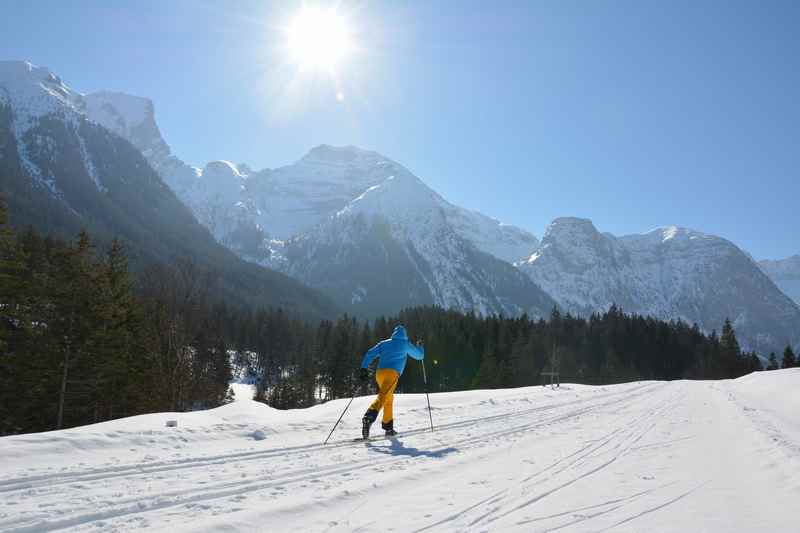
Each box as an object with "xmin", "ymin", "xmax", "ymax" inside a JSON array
[
  {"xmin": 323, "ymin": 394, "xmax": 356, "ymax": 445},
  {"xmin": 421, "ymin": 359, "xmax": 434, "ymax": 432}
]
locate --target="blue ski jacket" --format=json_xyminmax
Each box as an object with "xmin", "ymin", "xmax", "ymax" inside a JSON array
[{"xmin": 360, "ymin": 325, "xmax": 424, "ymax": 375}]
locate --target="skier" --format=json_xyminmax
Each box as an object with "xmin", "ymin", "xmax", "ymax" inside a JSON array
[{"xmin": 359, "ymin": 325, "xmax": 424, "ymax": 439}]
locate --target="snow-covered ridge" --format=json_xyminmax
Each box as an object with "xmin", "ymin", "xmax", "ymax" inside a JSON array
[
  {"xmin": 84, "ymin": 90, "xmax": 151, "ymax": 128},
  {"xmin": 3, "ymin": 60, "xmax": 796, "ymax": 347},
  {"xmin": 64, "ymin": 72, "xmax": 540, "ymax": 267},
  {"xmin": 74, "ymin": 83, "xmax": 543, "ymax": 266},
  {"xmin": 519, "ymin": 217, "xmax": 800, "ymax": 353},
  {"xmin": 0, "ymin": 61, "xmax": 100, "ymax": 194},
  {"xmin": 0, "ymin": 61, "xmax": 83, "ymax": 123},
  {"xmin": 282, "ymin": 145, "xmax": 539, "ymax": 264},
  {"xmin": 300, "ymin": 143, "xmax": 384, "ymax": 166},
  {"xmin": 620, "ymin": 225, "xmax": 725, "ymax": 249},
  {"xmin": 283, "ymin": 162, "xmax": 552, "ymax": 317}
]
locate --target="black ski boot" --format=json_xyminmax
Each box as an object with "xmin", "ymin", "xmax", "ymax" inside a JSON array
[
  {"xmin": 382, "ymin": 419, "xmax": 397, "ymax": 437},
  {"xmin": 362, "ymin": 409, "xmax": 378, "ymax": 439}
]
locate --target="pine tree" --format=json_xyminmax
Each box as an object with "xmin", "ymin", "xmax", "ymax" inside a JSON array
[
  {"xmin": 101, "ymin": 240, "xmax": 143, "ymax": 418},
  {"xmin": 749, "ymin": 353, "xmax": 763, "ymax": 372},
  {"xmin": 5, "ymin": 228, "xmax": 57, "ymax": 434},
  {"xmin": 0, "ymin": 199, "xmax": 27, "ymax": 433},
  {"xmin": 782, "ymin": 345, "xmax": 796, "ymax": 369},
  {"xmin": 766, "ymin": 352, "xmax": 779, "ymax": 371},
  {"xmin": 0, "ymin": 199, "xmax": 19, "ymax": 353},
  {"xmin": 720, "ymin": 319, "xmax": 742, "ymax": 377},
  {"xmin": 474, "ymin": 345, "xmax": 500, "ymax": 389},
  {"xmin": 50, "ymin": 231, "xmax": 99, "ymax": 429}
]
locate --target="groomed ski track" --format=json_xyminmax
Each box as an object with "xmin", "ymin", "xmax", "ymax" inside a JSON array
[{"xmin": 1, "ymin": 370, "xmax": 798, "ymax": 532}]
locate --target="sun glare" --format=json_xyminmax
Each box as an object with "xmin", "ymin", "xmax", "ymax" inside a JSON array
[{"xmin": 287, "ymin": 7, "xmax": 352, "ymax": 71}]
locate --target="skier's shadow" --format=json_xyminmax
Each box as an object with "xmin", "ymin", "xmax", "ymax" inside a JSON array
[{"xmin": 367, "ymin": 438, "xmax": 457, "ymax": 459}]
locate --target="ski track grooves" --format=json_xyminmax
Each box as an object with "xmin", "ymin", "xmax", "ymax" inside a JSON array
[
  {"xmin": 0, "ymin": 383, "xmax": 655, "ymax": 494},
  {"xmin": 413, "ymin": 383, "xmax": 682, "ymax": 532},
  {"xmin": 2, "ymin": 383, "xmax": 664, "ymax": 532}
]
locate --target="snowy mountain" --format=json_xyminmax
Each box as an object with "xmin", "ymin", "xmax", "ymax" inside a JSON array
[
  {"xmin": 13, "ymin": 61, "xmax": 796, "ymax": 345},
  {"xmin": 759, "ymin": 255, "xmax": 800, "ymax": 305},
  {"xmin": 3, "ymin": 370, "xmax": 799, "ymax": 531},
  {"xmin": 84, "ymin": 91, "xmax": 171, "ymax": 166},
  {"xmin": 254, "ymin": 145, "xmax": 539, "ymax": 262},
  {"xmin": 0, "ymin": 61, "xmax": 337, "ymax": 319},
  {"xmin": 518, "ymin": 217, "xmax": 800, "ymax": 353},
  {"xmin": 80, "ymin": 92, "xmax": 544, "ymax": 316},
  {"xmin": 82, "ymin": 95, "xmax": 542, "ymax": 268},
  {"xmin": 281, "ymin": 157, "xmax": 554, "ymax": 316}
]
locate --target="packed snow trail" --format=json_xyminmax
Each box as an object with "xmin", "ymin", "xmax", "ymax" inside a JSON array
[{"xmin": 1, "ymin": 371, "xmax": 798, "ymax": 532}]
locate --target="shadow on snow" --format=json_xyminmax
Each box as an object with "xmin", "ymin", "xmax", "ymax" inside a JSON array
[{"xmin": 367, "ymin": 438, "xmax": 458, "ymax": 459}]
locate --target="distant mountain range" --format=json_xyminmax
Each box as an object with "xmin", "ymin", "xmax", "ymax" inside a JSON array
[
  {"xmin": 518, "ymin": 218, "xmax": 800, "ymax": 355},
  {"xmin": 2, "ymin": 60, "xmax": 798, "ymax": 353},
  {"xmin": 0, "ymin": 61, "xmax": 337, "ymax": 320},
  {"xmin": 81, "ymin": 91, "xmax": 549, "ymax": 318}
]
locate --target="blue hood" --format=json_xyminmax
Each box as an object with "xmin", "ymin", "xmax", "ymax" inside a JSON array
[{"xmin": 391, "ymin": 325, "xmax": 408, "ymax": 340}]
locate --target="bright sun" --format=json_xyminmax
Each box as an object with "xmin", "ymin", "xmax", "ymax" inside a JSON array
[{"xmin": 287, "ymin": 7, "xmax": 352, "ymax": 71}]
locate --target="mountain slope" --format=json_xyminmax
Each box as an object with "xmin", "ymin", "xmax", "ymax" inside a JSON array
[
  {"xmin": 2, "ymin": 372, "xmax": 799, "ymax": 532},
  {"xmin": 519, "ymin": 217, "xmax": 800, "ymax": 353},
  {"xmin": 253, "ymin": 145, "xmax": 540, "ymax": 264},
  {"xmin": 0, "ymin": 61, "xmax": 337, "ymax": 320},
  {"xmin": 76, "ymin": 76, "xmax": 798, "ymax": 344},
  {"xmin": 80, "ymin": 93, "xmax": 544, "ymax": 317},
  {"xmin": 284, "ymin": 167, "xmax": 553, "ymax": 316},
  {"xmin": 759, "ymin": 255, "xmax": 800, "ymax": 305},
  {"xmin": 79, "ymin": 96, "xmax": 542, "ymax": 270}
]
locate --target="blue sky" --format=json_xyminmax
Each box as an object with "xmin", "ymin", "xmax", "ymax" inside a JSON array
[{"xmin": 2, "ymin": 0, "xmax": 798, "ymax": 259}]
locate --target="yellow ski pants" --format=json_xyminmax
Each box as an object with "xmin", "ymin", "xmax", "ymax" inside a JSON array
[{"xmin": 369, "ymin": 368, "xmax": 400, "ymax": 423}]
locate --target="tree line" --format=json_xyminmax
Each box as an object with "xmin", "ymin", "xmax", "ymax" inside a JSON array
[
  {"xmin": 236, "ymin": 306, "xmax": 783, "ymax": 409},
  {"xmin": 2, "ymin": 202, "xmax": 795, "ymax": 433},
  {"xmin": 0, "ymin": 203, "xmax": 232, "ymax": 435}
]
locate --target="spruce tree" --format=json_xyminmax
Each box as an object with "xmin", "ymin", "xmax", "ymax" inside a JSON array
[
  {"xmin": 0, "ymin": 199, "xmax": 26, "ymax": 433},
  {"xmin": 766, "ymin": 352, "xmax": 779, "ymax": 371},
  {"xmin": 782, "ymin": 345, "xmax": 796, "ymax": 369},
  {"xmin": 100, "ymin": 239, "xmax": 142, "ymax": 418},
  {"xmin": 749, "ymin": 353, "xmax": 763, "ymax": 372},
  {"xmin": 474, "ymin": 348, "xmax": 499, "ymax": 389},
  {"xmin": 720, "ymin": 319, "xmax": 742, "ymax": 377},
  {"xmin": 0, "ymin": 199, "xmax": 20, "ymax": 353}
]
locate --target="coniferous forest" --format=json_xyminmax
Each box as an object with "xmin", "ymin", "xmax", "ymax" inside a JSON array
[{"xmin": 1, "ymin": 201, "xmax": 788, "ymax": 436}]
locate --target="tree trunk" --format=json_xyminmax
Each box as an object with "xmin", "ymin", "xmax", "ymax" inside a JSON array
[{"xmin": 57, "ymin": 349, "xmax": 69, "ymax": 430}]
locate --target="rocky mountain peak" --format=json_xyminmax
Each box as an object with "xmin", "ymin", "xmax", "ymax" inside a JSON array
[
  {"xmin": 301, "ymin": 144, "xmax": 379, "ymax": 164},
  {"xmin": 0, "ymin": 60, "xmax": 82, "ymax": 124},
  {"xmin": 84, "ymin": 91, "xmax": 153, "ymax": 129},
  {"xmin": 202, "ymin": 160, "xmax": 245, "ymax": 181},
  {"xmin": 541, "ymin": 217, "xmax": 601, "ymax": 244},
  {"xmin": 84, "ymin": 90, "xmax": 172, "ymax": 169}
]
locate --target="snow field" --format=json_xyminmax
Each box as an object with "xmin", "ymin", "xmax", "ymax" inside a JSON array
[{"xmin": 0, "ymin": 369, "xmax": 798, "ymax": 532}]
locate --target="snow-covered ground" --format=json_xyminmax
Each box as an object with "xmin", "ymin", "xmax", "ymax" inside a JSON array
[{"xmin": 1, "ymin": 370, "xmax": 798, "ymax": 532}]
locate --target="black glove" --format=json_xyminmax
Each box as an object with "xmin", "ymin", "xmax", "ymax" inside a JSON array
[{"xmin": 359, "ymin": 367, "xmax": 369, "ymax": 382}]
